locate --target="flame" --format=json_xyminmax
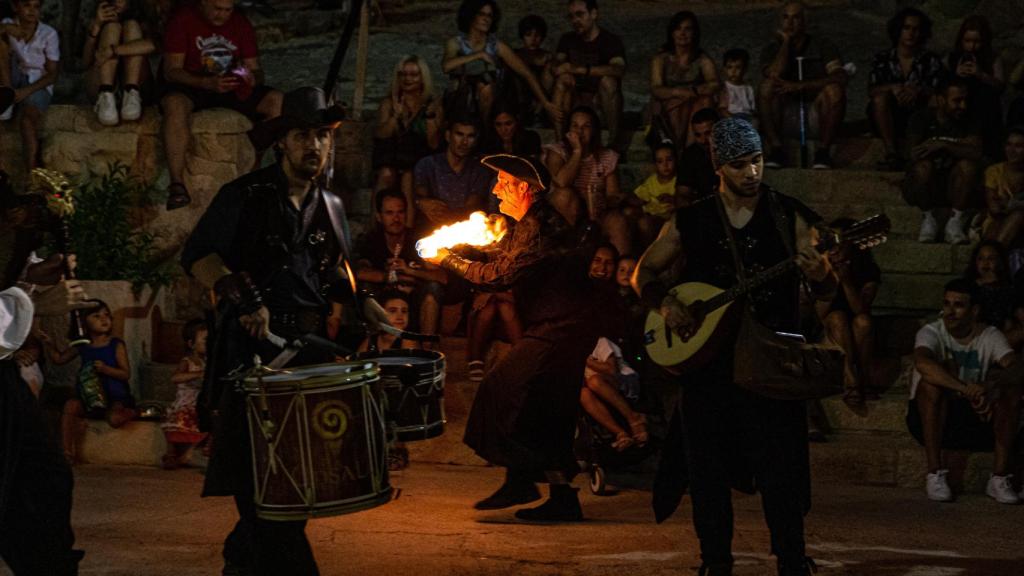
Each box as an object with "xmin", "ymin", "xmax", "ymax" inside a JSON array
[{"xmin": 416, "ymin": 211, "xmax": 507, "ymax": 258}]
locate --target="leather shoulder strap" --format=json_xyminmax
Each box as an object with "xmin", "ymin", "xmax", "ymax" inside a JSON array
[{"xmin": 321, "ymin": 188, "xmax": 352, "ymax": 264}]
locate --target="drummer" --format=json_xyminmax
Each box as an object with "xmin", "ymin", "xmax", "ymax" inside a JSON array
[
  {"xmin": 181, "ymin": 87, "xmax": 349, "ymax": 575},
  {"xmin": 423, "ymin": 154, "xmax": 597, "ymax": 522}
]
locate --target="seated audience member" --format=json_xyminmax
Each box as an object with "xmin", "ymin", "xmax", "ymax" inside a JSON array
[
  {"xmin": 41, "ymin": 300, "xmax": 135, "ymax": 464},
  {"xmin": 909, "ymin": 279, "xmax": 1021, "ymax": 504},
  {"xmin": 374, "ymin": 55, "xmax": 444, "ymax": 229},
  {"xmin": 545, "ymin": 105, "xmax": 629, "ymax": 255},
  {"xmin": 1009, "ymin": 59, "xmax": 1024, "ymax": 129},
  {"xmin": 868, "ymin": 7, "xmax": 945, "ymax": 171},
  {"xmin": 466, "ymin": 288, "xmax": 520, "ymax": 382},
  {"xmin": 981, "ymin": 127, "xmax": 1024, "ymax": 246},
  {"xmin": 513, "ymin": 14, "xmax": 554, "ymax": 125},
  {"xmin": 903, "ymin": 79, "xmax": 983, "ymax": 245},
  {"xmin": 356, "ymin": 289, "xmax": 418, "ymax": 471},
  {"xmin": 759, "ymin": 1, "xmax": 847, "ymax": 169},
  {"xmin": 947, "ymin": 15, "xmax": 1004, "ymax": 160},
  {"xmin": 414, "ymin": 114, "xmax": 495, "ymax": 226},
  {"xmin": 357, "ymin": 289, "xmax": 421, "ymax": 352},
  {"xmin": 648, "ymin": 11, "xmax": 719, "ymax": 148},
  {"xmin": 631, "ymin": 142, "xmax": 679, "ymax": 243},
  {"xmin": 677, "ymin": 107, "xmax": 720, "ymax": 200},
  {"xmin": 582, "ymin": 243, "xmax": 648, "ymax": 451},
  {"xmin": 718, "ymin": 48, "xmax": 756, "ymax": 122},
  {"xmin": 965, "ymin": 241, "xmax": 1024, "ymax": 350},
  {"xmin": 83, "ymin": 0, "xmax": 156, "ymax": 127},
  {"xmin": 0, "ymin": 0, "xmax": 58, "ymax": 174},
  {"xmin": 355, "ymin": 188, "xmax": 447, "ymax": 337},
  {"xmin": 442, "ymin": 0, "xmax": 559, "ymax": 125},
  {"xmin": 818, "ymin": 218, "xmax": 881, "ymax": 409},
  {"xmin": 160, "ymin": 0, "xmax": 284, "ymax": 210},
  {"xmin": 480, "ymin": 100, "xmax": 542, "ymax": 159},
  {"xmin": 946, "ymin": 16, "xmax": 1003, "ymax": 158},
  {"xmin": 552, "ymin": 0, "xmax": 626, "ymax": 145},
  {"xmin": 161, "ymin": 318, "xmax": 208, "ymax": 470}
]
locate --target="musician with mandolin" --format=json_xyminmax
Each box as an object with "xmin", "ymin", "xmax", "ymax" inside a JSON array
[{"xmin": 632, "ymin": 117, "xmax": 835, "ymax": 576}]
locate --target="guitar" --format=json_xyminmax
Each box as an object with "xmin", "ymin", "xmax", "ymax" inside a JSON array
[{"xmin": 643, "ymin": 214, "xmax": 891, "ymax": 374}]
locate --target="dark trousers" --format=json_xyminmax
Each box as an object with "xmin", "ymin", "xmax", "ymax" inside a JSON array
[
  {"xmin": 223, "ymin": 494, "xmax": 318, "ymax": 576},
  {"xmin": 0, "ymin": 362, "xmax": 82, "ymax": 575},
  {"xmin": 680, "ymin": 372, "xmax": 810, "ymax": 567}
]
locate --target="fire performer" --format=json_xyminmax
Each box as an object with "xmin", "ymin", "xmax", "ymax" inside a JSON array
[
  {"xmin": 423, "ymin": 153, "xmax": 597, "ymax": 521},
  {"xmin": 181, "ymin": 87, "xmax": 347, "ymax": 575}
]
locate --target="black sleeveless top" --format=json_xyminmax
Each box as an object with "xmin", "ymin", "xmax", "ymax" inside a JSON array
[{"xmin": 674, "ymin": 187, "xmax": 820, "ymax": 334}]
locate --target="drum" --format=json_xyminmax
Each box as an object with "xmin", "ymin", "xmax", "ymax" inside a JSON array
[
  {"xmin": 358, "ymin": 350, "xmax": 446, "ymax": 441},
  {"xmin": 243, "ymin": 362, "xmax": 391, "ymax": 520}
]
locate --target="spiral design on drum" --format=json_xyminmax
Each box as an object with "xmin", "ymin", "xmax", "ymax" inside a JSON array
[{"xmin": 311, "ymin": 400, "xmax": 351, "ymax": 441}]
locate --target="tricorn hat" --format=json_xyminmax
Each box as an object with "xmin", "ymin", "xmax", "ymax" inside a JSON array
[
  {"xmin": 480, "ymin": 154, "xmax": 547, "ymax": 191},
  {"xmin": 252, "ymin": 87, "xmax": 346, "ymax": 148}
]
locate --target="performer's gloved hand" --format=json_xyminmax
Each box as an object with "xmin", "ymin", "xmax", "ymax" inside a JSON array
[
  {"xmin": 214, "ymin": 272, "xmax": 263, "ymax": 315},
  {"xmin": 239, "ymin": 305, "xmax": 270, "ymax": 340},
  {"xmin": 438, "ymin": 250, "xmax": 474, "ymax": 277}
]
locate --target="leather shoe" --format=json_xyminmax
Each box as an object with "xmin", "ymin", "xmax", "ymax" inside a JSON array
[
  {"xmin": 513, "ymin": 487, "xmax": 583, "ymax": 522},
  {"xmin": 473, "ymin": 479, "xmax": 540, "ymax": 510}
]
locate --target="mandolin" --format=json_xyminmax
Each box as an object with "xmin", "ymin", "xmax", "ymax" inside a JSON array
[{"xmin": 644, "ymin": 214, "xmax": 891, "ymax": 374}]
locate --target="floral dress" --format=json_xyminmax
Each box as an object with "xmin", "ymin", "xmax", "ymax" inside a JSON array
[{"xmin": 161, "ymin": 356, "xmax": 206, "ymax": 444}]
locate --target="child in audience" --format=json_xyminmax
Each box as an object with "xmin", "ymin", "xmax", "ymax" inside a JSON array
[
  {"xmin": 358, "ymin": 290, "xmax": 421, "ymax": 353},
  {"xmin": 514, "ymin": 14, "xmax": 553, "ymax": 125},
  {"xmin": 357, "ymin": 290, "xmax": 418, "ymax": 471},
  {"xmin": 0, "ymin": 0, "xmax": 60, "ymax": 173},
  {"xmin": 631, "ymin": 143, "xmax": 680, "ymax": 244},
  {"xmin": 161, "ymin": 318, "xmax": 208, "ymax": 470},
  {"xmin": 581, "ymin": 337, "xmax": 648, "ymax": 451},
  {"xmin": 43, "ymin": 299, "xmax": 134, "ymax": 463},
  {"xmin": 718, "ymin": 48, "xmax": 756, "ymax": 123}
]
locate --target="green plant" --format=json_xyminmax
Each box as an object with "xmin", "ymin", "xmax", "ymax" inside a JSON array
[{"xmin": 68, "ymin": 162, "xmax": 175, "ymax": 292}]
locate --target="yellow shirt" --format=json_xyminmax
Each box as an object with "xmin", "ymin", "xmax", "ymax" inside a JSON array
[{"xmin": 633, "ymin": 174, "xmax": 677, "ymax": 218}]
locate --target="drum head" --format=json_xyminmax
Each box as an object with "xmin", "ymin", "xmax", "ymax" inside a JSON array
[
  {"xmin": 356, "ymin": 349, "xmax": 444, "ymax": 366},
  {"xmin": 244, "ymin": 361, "xmax": 378, "ymax": 391}
]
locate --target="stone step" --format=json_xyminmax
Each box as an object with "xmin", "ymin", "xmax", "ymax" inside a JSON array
[
  {"xmin": 76, "ymin": 419, "xmax": 206, "ymax": 469},
  {"xmin": 872, "ymin": 238, "xmax": 973, "ymax": 275},
  {"xmin": 138, "ymin": 361, "xmax": 178, "ymax": 404},
  {"xmin": 820, "ymin": 394, "xmax": 909, "ymax": 434},
  {"xmin": 766, "ymin": 169, "xmax": 904, "ymax": 206},
  {"xmin": 809, "ymin": 430, "xmax": 992, "ymax": 493},
  {"xmin": 875, "ymin": 272, "xmax": 958, "ymax": 312}
]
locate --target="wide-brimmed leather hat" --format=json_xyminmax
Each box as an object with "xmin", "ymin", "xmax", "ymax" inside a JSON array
[
  {"xmin": 251, "ymin": 87, "xmax": 346, "ymax": 148},
  {"xmin": 480, "ymin": 154, "xmax": 547, "ymax": 191}
]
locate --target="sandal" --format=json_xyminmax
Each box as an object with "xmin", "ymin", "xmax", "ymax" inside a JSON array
[
  {"xmin": 165, "ymin": 182, "xmax": 192, "ymax": 211},
  {"xmin": 468, "ymin": 360, "xmax": 485, "ymax": 382},
  {"xmin": 611, "ymin": 432, "xmax": 634, "ymax": 452},
  {"xmin": 629, "ymin": 414, "xmax": 649, "ymax": 446}
]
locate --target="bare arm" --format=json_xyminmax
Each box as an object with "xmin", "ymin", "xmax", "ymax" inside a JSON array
[
  {"xmin": 239, "ymin": 56, "xmax": 265, "ymax": 86},
  {"xmin": 632, "ymin": 215, "xmax": 683, "ymax": 297},
  {"xmin": 374, "ymin": 97, "xmax": 399, "ymax": 140},
  {"xmin": 169, "ymin": 357, "xmax": 201, "ymax": 384},
  {"xmin": 163, "ymin": 52, "xmax": 209, "ymax": 89},
  {"xmin": 695, "ymin": 55, "xmax": 721, "ymax": 96},
  {"xmin": 498, "ymin": 42, "xmax": 551, "ymax": 106},
  {"xmin": 355, "ymin": 259, "xmax": 388, "ymax": 284},
  {"xmin": 604, "ymin": 168, "xmax": 622, "ymax": 207},
  {"xmin": 15, "ymin": 59, "xmax": 58, "ymax": 101},
  {"xmin": 763, "ymin": 37, "xmax": 789, "ymax": 79},
  {"xmin": 442, "ymin": 37, "xmax": 489, "ymax": 74},
  {"xmin": 546, "ymin": 146, "xmax": 582, "ymax": 189},
  {"xmin": 914, "ymin": 346, "xmax": 971, "ymax": 394}
]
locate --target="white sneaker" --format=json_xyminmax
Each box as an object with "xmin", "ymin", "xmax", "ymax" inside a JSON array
[
  {"xmin": 95, "ymin": 91, "xmax": 119, "ymax": 126},
  {"xmin": 986, "ymin": 474, "xmax": 1020, "ymax": 505},
  {"xmin": 918, "ymin": 212, "xmax": 939, "ymax": 243},
  {"xmin": 0, "ymin": 105, "xmax": 11, "ymax": 121},
  {"xmin": 944, "ymin": 211, "xmax": 968, "ymax": 244},
  {"xmin": 121, "ymin": 88, "xmax": 142, "ymax": 122},
  {"xmin": 926, "ymin": 469, "xmax": 953, "ymax": 502}
]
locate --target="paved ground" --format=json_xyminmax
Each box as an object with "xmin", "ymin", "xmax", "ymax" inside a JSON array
[{"xmin": 3, "ymin": 461, "xmax": 1022, "ymax": 576}]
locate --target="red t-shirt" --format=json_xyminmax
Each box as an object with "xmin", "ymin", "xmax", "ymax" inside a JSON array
[{"xmin": 163, "ymin": 4, "xmax": 258, "ymax": 76}]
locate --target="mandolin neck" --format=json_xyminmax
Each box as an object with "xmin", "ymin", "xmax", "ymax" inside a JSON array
[{"xmin": 696, "ymin": 257, "xmax": 799, "ymax": 316}]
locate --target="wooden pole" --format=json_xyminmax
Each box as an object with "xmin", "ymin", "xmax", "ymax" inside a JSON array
[{"xmin": 351, "ymin": 0, "xmax": 370, "ymax": 120}]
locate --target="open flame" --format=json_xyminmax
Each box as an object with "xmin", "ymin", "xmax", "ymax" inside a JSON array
[{"xmin": 416, "ymin": 211, "xmax": 507, "ymax": 258}]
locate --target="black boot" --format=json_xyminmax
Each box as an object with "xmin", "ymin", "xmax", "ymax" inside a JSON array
[
  {"xmin": 514, "ymin": 484, "xmax": 583, "ymax": 522},
  {"xmin": 474, "ymin": 469, "xmax": 541, "ymax": 510},
  {"xmin": 778, "ymin": 556, "xmax": 816, "ymax": 576},
  {"xmin": 698, "ymin": 561, "xmax": 733, "ymax": 576}
]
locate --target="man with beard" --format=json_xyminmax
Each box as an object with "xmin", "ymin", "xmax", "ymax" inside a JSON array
[
  {"xmin": 633, "ymin": 118, "xmax": 832, "ymax": 576},
  {"xmin": 903, "ymin": 78, "xmax": 983, "ymax": 244},
  {"xmin": 181, "ymin": 87, "xmax": 348, "ymax": 576},
  {"xmin": 424, "ymin": 153, "xmax": 596, "ymax": 521}
]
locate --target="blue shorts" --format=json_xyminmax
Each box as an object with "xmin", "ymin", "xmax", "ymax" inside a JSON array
[{"xmin": 10, "ymin": 61, "xmax": 52, "ymax": 113}]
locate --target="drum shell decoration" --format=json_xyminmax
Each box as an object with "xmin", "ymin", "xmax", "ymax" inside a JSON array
[
  {"xmin": 357, "ymin": 350, "xmax": 446, "ymax": 442},
  {"xmin": 244, "ymin": 362, "xmax": 391, "ymax": 521}
]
